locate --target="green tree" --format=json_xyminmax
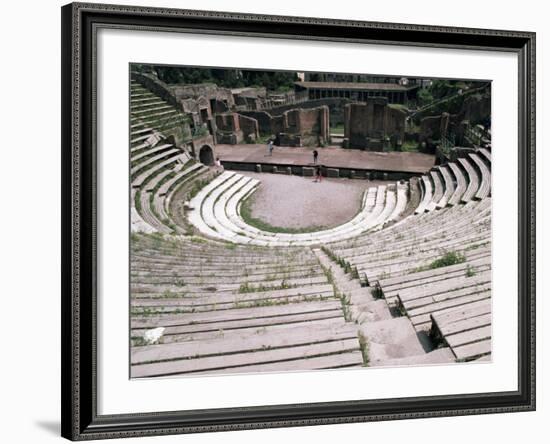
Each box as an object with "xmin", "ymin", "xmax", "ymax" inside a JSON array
[{"xmin": 417, "ymin": 88, "xmax": 434, "ymax": 107}]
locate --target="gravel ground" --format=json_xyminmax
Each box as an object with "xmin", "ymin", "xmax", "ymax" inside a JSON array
[{"xmin": 239, "ymin": 172, "xmax": 388, "ymax": 230}]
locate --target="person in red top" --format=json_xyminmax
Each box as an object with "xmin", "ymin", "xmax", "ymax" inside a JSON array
[{"xmin": 314, "ymin": 165, "xmax": 323, "ymax": 182}]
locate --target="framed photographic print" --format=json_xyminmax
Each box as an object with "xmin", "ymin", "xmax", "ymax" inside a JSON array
[{"xmin": 61, "ymin": 2, "xmax": 536, "ymax": 440}]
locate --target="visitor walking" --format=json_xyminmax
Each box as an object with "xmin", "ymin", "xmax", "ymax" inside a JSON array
[
  {"xmin": 215, "ymin": 157, "xmax": 223, "ymax": 171},
  {"xmin": 313, "ymin": 149, "xmax": 318, "ymax": 164},
  {"xmin": 267, "ymin": 139, "xmax": 274, "ymax": 156},
  {"xmin": 314, "ymin": 165, "xmax": 323, "ymax": 183}
]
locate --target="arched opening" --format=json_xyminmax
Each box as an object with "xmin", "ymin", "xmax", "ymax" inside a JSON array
[{"xmin": 199, "ymin": 145, "xmax": 214, "ymax": 166}]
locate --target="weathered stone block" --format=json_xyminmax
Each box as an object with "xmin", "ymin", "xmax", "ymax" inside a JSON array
[
  {"xmin": 255, "ymin": 164, "xmax": 262, "ymax": 173},
  {"xmin": 326, "ymin": 168, "xmax": 339, "ymax": 178},
  {"xmin": 302, "ymin": 166, "xmax": 315, "ymax": 177}
]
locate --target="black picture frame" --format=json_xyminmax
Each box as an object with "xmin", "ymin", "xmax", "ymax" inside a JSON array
[{"xmin": 61, "ymin": 2, "xmax": 536, "ymax": 440}]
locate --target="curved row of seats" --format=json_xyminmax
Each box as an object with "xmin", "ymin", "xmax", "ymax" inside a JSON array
[
  {"xmin": 325, "ymin": 192, "xmax": 492, "ymax": 362},
  {"xmin": 131, "ymin": 81, "xmax": 188, "ymax": 136},
  {"xmin": 130, "ymin": 80, "xmax": 219, "ymax": 234},
  {"xmin": 323, "ymin": 148, "xmax": 493, "ymax": 362},
  {"xmin": 186, "ymin": 171, "xmax": 409, "ymax": 246},
  {"xmin": 129, "ymin": 81, "xmax": 366, "ymax": 376},
  {"xmin": 415, "ymin": 151, "xmax": 491, "ymax": 214},
  {"xmin": 130, "ymin": 233, "xmax": 364, "ymax": 377}
]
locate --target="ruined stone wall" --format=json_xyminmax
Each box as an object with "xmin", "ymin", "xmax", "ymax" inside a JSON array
[
  {"xmin": 170, "ymin": 83, "xmax": 236, "ymax": 108},
  {"xmin": 277, "ymin": 106, "xmax": 329, "ymax": 147},
  {"xmin": 215, "ymin": 113, "xmax": 242, "ymax": 144},
  {"xmin": 344, "ymin": 99, "xmax": 405, "ymax": 150},
  {"xmin": 189, "ymin": 134, "xmax": 216, "ymax": 160},
  {"xmin": 238, "ymin": 114, "xmax": 260, "ymax": 142},
  {"xmin": 233, "ymin": 87, "xmax": 267, "ymax": 110},
  {"xmin": 268, "ymin": 98, "xmax": 351, "ymax": 127},
  {"xmin": 419, "ymin": 112, "xmax": 458, "ymax": 142},
  {"xmin": 215, "ymin": 113, "xmax": 259, "ymax": 144},
  {"xmin": 239, "ymin": 106, "xmax": 329, "ymax": 146},
  {"xmin": 238, "ymin": 111, "xmax": 273, "ymax": 134}
]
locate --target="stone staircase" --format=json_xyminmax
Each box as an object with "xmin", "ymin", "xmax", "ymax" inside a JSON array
[
  {"xmin": 313, "ymin": 248, "xmax": 456, "ymax": 367},
  {"xmin": 130, "ymin": 81, "xmax": 189, "ymax": 138}
]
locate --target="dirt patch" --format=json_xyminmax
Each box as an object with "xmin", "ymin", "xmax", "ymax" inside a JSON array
[{"xmin": 239, "ymin": 172, "xmax": 390, "ymax": 230}]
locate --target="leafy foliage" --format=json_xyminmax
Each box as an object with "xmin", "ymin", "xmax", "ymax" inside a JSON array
[{"xmin": 140, "ymin": 65, "xmax": 299, "ymax": 91}]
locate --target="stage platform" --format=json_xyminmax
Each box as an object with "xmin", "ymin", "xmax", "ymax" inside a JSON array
[{"xmin": 216, "ymin": 144, "xmax": 435, "ymax": 179}]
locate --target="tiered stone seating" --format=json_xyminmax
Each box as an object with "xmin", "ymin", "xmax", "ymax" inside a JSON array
[
  {"xmin": 186, "ymin": 172, "xmax": 409, "ymax": 246},
  {"xmin": 448, "ymin": 162, "xmax": 467, "ymax": 205},
  {"xmin": 130, "ymin": 81, "xmax": 188, "ymax": 135},
  {"xmin": 130, "ymin": 234, "xmax": 364, "ymax": 377},
  {"xmin": 415, "ymin": 151, "xmax": 492, "ymax": 213},
  {"xmin": 129, "ymin": 80, "xmax": 218, "ymax": 234},
  {"xmin": 478, "ymin": 147, "xmax": 491, "ymax": 164},
  {"xmin": 430, "ymin": 299, "xmax": 491, "ymax": 361},
  {"xmin": 469, "ymin": 152, "xmax": 491, "ymax": 199},
  {"xmin": 458, "ymin": 157, "xmax": 480, "ymax": 202},
  {"xmin": 128, "ymin": 78, "xmax": 494, "ymax": 371},
  {"xmin": 130, "ymin": 134, "xmax": 190, "ymax": 232},
  {"xmin": 324, "ymin": 183, "xmax": 492, "ymax": 361},
  {"xmin": 436, "ymin": 165, "xmax": 454, "ymax": 208},
  {"xmin": 415, "ymin": 175, "xmax": 433, "ymax": 214}
]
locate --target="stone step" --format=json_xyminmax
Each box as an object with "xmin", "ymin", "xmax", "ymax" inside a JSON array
[
  {"xmin": 478, "ymin": 147, "xmax": 491, "ymax": 164},
  {"xmin": 359, "ymin": 317, "xmax": 425, "ymax": 365},
  {"xmin": 430, "ymin": 303, "xmax": 492, "ymax": 361},
  {"xmin": 379, "ymin": 253, "xmax": 491, "ymax": 290},
  {"xmin": 202, "ymin": 351, "xmax": 363, "ymax": 375},
  {"xmin": 131, "ymin": 143, "xmax": 173, "ymax": 164},
  {"xmin": 458, "ymin": 157, "xmax": 480, "ymax": 202},
  {"xmin": 154, "ymin": 317, "xmax": 342, "ymax": 344},
  {"xmin": 131, "ymin": 321, "xmax": 358, "ymax": 365},
  {"xmin": 131, "ymin": 148, "xmax": 179, "ymax": 177},
  {"xmin": 133, "ymin": 284, "xmax": 334, "ymax": 305},
  {"xmin": 130, "ymin": 127, "xmax": 153, "ymax": 137},
  {"xmin": 469, "ymin": 153, "xmax": 491, "ymax": 199},
  {"xmin": 436, "ymin": 165, "xmax": 455, "ymax": 208},
  {"xmin": 428, "ymin": 169, "xmax": 444, "ymax": 211},
  {"xmin": 408, "ymin": 291, "xmax": 491, "ymax": 331},
  {"xmin": 131, "ymin": 338, "xmax": 362, "ymax": 377},
  {"xmin": 371, "ymin": 347, "xmax": 456, "ymax": 367},
  {"xmin": 132, "ymin": 308, "xmax": 345, "ymax": 337},
  {"xmin": 452, "ymin": 339, "xmax": 491, "ymax": 361},
  {"xmin": 131, "ymin": 100, "xmax": 165, "ymax": 110},
  {"xmin": 132, "ymin": 153, "xmax": 182, "ymax": 188},
  {"xmin": 415, "ymin": 175, "xmax": 433, "ymax": 214},
  {"xmin": 397, "ymin": 270, "xmax": 492, "ymax": 305},
  {"xmin": 132, "ymin": 274, "xmax": 329, "ymax": 295},
  {"xmin": 131, "ymin": 268, "xmax": 326, "ymax": 286},
  {"xmin": 157, "ymin": 163, "xmax": 203, "ymax": 196},
  {"xmin": 132, "ymin": 104, "xmax": 173, "ymax": 115},
  {"xmin": 447, "ymin": 162, "xmax": 467, "ymax": 205},
  {"xmin": 349, "ymin": 299, "xmax": 393, "ymax": 324}
]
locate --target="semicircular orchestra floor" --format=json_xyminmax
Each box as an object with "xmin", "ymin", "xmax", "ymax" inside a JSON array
[
  {"xmin": 239, "ymin": 172, "xmax": 372, "ymax": 231},
  {"xmin": 187, "ymin": 170, "xmax": 408, "ymax": 246}
]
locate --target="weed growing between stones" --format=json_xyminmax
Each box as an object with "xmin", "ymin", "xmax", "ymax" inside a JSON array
[{"xmin": 357, "ymin": 331, "xmax": 370, "ymax": 366}]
